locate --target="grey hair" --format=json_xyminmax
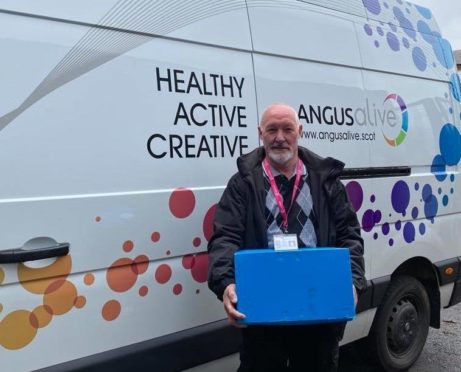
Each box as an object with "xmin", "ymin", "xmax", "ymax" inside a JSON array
[{"xmin": 259, "ymin": 103, "xmax": 301, "ymax": 127}]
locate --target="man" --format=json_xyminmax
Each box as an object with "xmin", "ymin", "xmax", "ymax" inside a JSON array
[{"xmin": 208, "ymin": 103, "xmax": 366, "ymax": 371}]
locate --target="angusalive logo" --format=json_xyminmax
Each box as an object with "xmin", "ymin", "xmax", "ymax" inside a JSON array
[
  {"xmin": 382, "ymin": 93, "xmax": 408, "ymax": 147},
  {"xmin": 298, "ymin": 92, "xmax": 409, "ymax": 146}
]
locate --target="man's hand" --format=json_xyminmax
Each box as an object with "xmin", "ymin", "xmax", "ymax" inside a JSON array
[
  {"xmin": 353, "ymin": 285, "xmax": 358, "ymax": 307},
  {"xmin": 223, "ymin": 284, "xmax": 246, "ymax": 328}
]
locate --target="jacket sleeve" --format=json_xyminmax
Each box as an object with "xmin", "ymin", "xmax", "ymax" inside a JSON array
[
  {"xmin": 331, "ymin": 179, "xmax": 367, "ymax": 294},
  {"xmin": 207, "ymin": 174, "xmax": 248, "ymax": 301}
]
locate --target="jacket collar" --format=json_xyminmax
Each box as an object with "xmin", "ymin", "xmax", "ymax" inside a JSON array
[{"xmin": 237, "ymin": 146, "xmax": 345, "ymax": 180}]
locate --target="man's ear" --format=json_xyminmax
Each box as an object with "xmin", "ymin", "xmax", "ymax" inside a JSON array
[
  {"xmin": 297, "ymin": 125, "xmax": 303, "ymax": 138},
  {"xmin": 258, "ymin": 126, "xmax": 262, "ymax": 138}
]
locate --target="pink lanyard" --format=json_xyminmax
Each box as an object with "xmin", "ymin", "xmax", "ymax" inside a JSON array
[{"xmin": 263, "ymin": 158, "xmax": 303, "ymax": 232}]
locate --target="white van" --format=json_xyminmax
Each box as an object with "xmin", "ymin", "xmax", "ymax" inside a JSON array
[{"xmin": 0, "ymin": 1, "xmax": 460, "ymax": 371}]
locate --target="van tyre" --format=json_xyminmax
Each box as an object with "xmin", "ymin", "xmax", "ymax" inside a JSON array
[{"xmin": 368, "ymin": 275, "xmax": 430, "ymax": 371}]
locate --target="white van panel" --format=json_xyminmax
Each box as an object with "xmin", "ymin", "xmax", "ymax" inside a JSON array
[
  {"xmin": 0, "ymin": 256, "xmax": 223, "ymax": 371},
  {"xmin": 0, "ymin": 2, "xmax": 460, "ymax": 371},
  {"xmin": 0, "ymin": 0, "xmax": 118, "ymax": 24},
  {"xmin": 252, "ymin": 54, "xmax": 371, "ymax": 168},
  {"xmin": 369, "ymin": 213, "xmax": 461, "ymax": 279},
  {"xmin": 0, "ymin": 190, "xmax": 227, "ymax": 370},
  {"xmin": 362, "ymin": 71, "xmax": 451, "ymax": 167},
  {"xmin": 0, "ymin": 8, "xmax": 256, "ymax": 370},
  {"xmin": 0, "ymin": 32, "xmax": 258, "ymax": 198},
  {"xmin": 356, "ymin": 18, "xmax": 450, "ymax": 81},
  {"xmin": 297, "ymin": 0, "xmax": 366, "ymax": 17},
  {"xmin": 362, "ymin": 0, "xmax": 441, "ymax": 38},
  {"xmin": 0, "ymin": 1, "xmax": 253, "ymax": 50},
  {"xmin": 247, "ymin": 0, "xmax": 363, "ymax": 68}
]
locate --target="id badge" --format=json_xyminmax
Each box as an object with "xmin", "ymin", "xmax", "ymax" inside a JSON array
[{"xmin": 273, "ymin": 234, "xmax": 298, "ymax": 251}]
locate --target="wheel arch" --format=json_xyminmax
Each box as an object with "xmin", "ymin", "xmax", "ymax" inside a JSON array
[{"xmin": 392, "ymin": 256, "xmax": 440, "ymax": 329}]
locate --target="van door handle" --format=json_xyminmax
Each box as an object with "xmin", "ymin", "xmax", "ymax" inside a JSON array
[{"xmin": 0, "ymin": 242, "xmax": 70, "ymax": 263}]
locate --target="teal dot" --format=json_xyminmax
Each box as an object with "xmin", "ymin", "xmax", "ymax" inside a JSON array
[
  {"xmin": 443, "ymin": 195, "xmax": 449, "ymax": 206},
  {"xmin": 440, "ymin": 124, "xmax": 461, "ymax": 166}
]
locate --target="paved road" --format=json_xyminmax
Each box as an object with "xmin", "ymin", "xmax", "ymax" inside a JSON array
[{"xmin": 340, "ymin": 302, "xmax": 461, "ymax": 372}]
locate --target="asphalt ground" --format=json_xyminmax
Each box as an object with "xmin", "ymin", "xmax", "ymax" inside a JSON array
[{"xmin": 339, "ymin": 302, "xmax": 461, "ymax": 372}]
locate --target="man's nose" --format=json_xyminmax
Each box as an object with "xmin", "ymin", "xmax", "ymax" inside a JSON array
[{"xmin": 274, "ymin": 130, "xmax": 285, "ymax": 142}]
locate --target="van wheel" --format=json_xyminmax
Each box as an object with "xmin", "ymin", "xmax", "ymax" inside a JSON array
[{"xmin": 368, "ymin": 275, "xmax": 430, "ymax": 371}]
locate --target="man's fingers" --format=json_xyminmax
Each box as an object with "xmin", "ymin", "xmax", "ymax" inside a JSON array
[
  {"xmin": 225, "ymin": 304, "xmax": 245, "ymax": 319},
  {"xmin": 224, "ymin": 299, "xmax": 245, "ymax": 318},
  {"xmin": 223, "ymin": 283, "xmax": 246, "ymax": 327},
  {"xmin": 229, "ymin": 292, "xmax": 237, "ymax": 304},
  {"xmin": 228, "ymin": 315, "xmax": 247, "ymax": 328},
  {"xmin": 225, "ymin": 284, "xmax": 238, "ymax": 304},
  {"xmin": 226, "ymin": 305, "xmax": 247, "ymax": 328}
]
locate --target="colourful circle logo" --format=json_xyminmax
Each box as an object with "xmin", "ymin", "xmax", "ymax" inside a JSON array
[{"xmin": 383, "ymin": 93, "xmax": 408, "ymax": 146}]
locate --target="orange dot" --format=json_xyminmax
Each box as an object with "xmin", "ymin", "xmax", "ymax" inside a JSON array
[
  {"xmin": 18, "ymin": 255, "xmax": 72, "ymax": 294},
  {"xmin": 122, "ymin": 240, "xmax": 134, "ymax": 253},
  {"xmin": 131, "ymin": 255, "xmax": 149, "ymax": 275},
  {"xmin": 139, "ymin": 286, "xmax": 148, "ymax": 297},
  {"xmin": 95, "ymin": 216, "xmax": 102, "ymax": 222},
  {"xmin": 74, "ymin": 296, "xmax": 86, "ymax": 309},
  {"xmin": 0, "ymin": 267, "xmax": 4, "ymax": 285},
  {"xmin": 106, "ymin": 258, "xmax": 138, "ymax": 292},
  {"xmin": 84, "ymin": 273, "xmax": 95, "ymax": 286},
  {"xmin": 30, "ymin": 305, "xmax": 53, "ymax": 329},
  {"xmin": 155, "ymin": 264, "xmax": 172, "ymax": 284},
  {"xmin": 102, "ymin": 300, "xmax": 121, "ymax": 321},
  {"xmin": 151, "ymin": 232, "xmax": 160, "ymax": 242},
  {"xmin": 0, "ymin": 310, "xmax": 38, "ymax": 350},
  {"xmin": 43, "ymin": 280, "xmax": 78, "ymax": 315}
]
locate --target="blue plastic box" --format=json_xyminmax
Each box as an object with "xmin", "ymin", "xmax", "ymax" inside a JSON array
[{"xmin": 234, "ymin": 248, "xmax": 355, "ymax": 325}]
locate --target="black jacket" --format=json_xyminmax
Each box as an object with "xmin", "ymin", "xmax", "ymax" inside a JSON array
[{"xmin": 208, "ymin": 146, "xmax": 366, "ymax": 300}]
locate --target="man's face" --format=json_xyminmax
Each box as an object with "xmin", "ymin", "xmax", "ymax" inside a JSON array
[{"xmin": 258, "ymin": 105, "xmax": 302, "ymax": 166}]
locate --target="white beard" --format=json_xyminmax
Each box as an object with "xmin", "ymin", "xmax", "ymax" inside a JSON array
[{"xmin": 267, "ymin": 148, "xmax": 294, "ymax": 166}]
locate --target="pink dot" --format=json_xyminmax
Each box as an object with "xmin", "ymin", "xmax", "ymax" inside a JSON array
[
  {"xmin": 139, "ymin": 286, "xmax": 148, "ymax": 297},
  {"xmin": 173, "ymin": 284, "xmax": 183, "ymax": 295},
  {"xmin": 182, "ymin": 254, "xmax": 195, "ymax": 270},
  {"xmin": 203, "ymin": 204, "xmax": 217, "ymax": 241},
  {"xmin": 169, "ymin": 188, "xmax": 195, "ymax": 219},
  {"xmin": 122, "ymin": 240, "xmax": 134, "ymax": 253},
  {"xmin": 193, "ymin": 237, "xmax": 201, "ymax": 247},
  {"xmin": 191, "ymin": 253, "xmax": 208, "ymax": 283},
  {"xmin": 155, "ymin": 264, "xmax": 172, "ymax": 284},
  {"xmin": 151, "ymin": 232, "xmax": 160, "ymax": 242}
]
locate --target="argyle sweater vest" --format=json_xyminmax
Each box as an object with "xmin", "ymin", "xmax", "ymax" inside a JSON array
[{"xmin": 264, "ymin": 171, "xmax": 318, "ymax": 248}]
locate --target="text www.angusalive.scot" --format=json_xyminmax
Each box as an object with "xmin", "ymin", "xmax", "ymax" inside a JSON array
[{"xmin": 301, "ymin": 130, "xmax": 376, "ymax": 142}]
